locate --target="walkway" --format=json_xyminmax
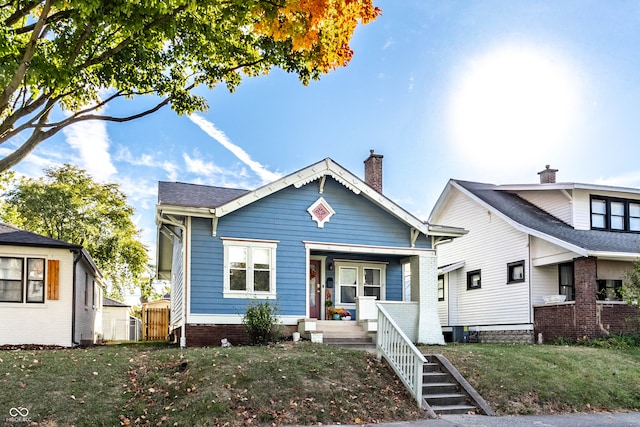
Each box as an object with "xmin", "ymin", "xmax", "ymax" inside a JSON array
[{"xmin": 343, "ymin": 412, "xmax": 640, "ymax": 427}]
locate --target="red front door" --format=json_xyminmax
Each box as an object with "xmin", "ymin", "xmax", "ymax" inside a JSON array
[{"xmin": 309, "ymin": 260, "xmax": 321, "ymax": 319}]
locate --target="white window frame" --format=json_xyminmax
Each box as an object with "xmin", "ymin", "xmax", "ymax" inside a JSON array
[
  {"xmin": 335, "ymin": 260, "xmax": 386, "ymax": 307},
  {"xmin": 222, "ymin": 238, "xmax": 278, "ymax": 299},
  {"xmin": 0, "ymin": 256, "xmax": 46, "ymax": 304}
]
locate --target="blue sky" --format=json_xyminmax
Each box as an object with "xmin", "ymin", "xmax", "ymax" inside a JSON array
[{"xmin": 6, "ymin": 1, "xmax": 640, "ymax": 273}]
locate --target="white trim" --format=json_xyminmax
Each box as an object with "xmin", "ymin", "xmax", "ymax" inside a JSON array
[
  {"xmin": 304, "ymin": 241, "xmax": 435, "ymax": 256},
  {"xmin": 222, "ymin": 239, "xmax": 277, "ymax": 299},
  {"xmin": 309, "ymin": 255, "xmax": 327, "ymax": 319},
  {"xmin": 220, "ymin": 237, "xmax": 279, "ymax": 244},
  {"xmin": 307, "ymin": 197, "xmax": 336, "ymax": 228},
  {"xmin": 188, "ymin": 313, "xmax": 301, "ymax": 325},
  {"xmin": 334, "ymin": 260, "xmax": 386, "ymax": 307},
  {"xmin": 438, "ymin": 261, "xmax": 465, "ymax": 274}
]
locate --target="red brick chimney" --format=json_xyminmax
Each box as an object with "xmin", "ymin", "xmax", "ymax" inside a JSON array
[
  {"xmin": 364, "ymin": 150, "xmax": 383, "ymax": 193},
  {"xmin": 538, "ymin": 165, "xmax": 558, "ymax": 184}
]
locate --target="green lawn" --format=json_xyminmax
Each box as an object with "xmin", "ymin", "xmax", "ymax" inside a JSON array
[{"xmin": 1, "ymin": 342, "xmax": 640, "ymax": 426}]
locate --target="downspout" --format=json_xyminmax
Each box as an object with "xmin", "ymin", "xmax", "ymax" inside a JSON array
[
  {"xmin": 156, "ymin": 212, "xmax": 187, "ymax": 348},
  {"xmin": 71, "ymin": 249, "xmax": 83, "ymax": 346}
]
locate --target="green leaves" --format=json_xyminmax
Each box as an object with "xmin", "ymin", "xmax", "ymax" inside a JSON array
[
  {"xmin": 0, "ymin": 0, "xmax": 379, "ymax": 171},
  {"xmin": 0, "ymin": 164, "xmax": 149, "ymax": 300}
]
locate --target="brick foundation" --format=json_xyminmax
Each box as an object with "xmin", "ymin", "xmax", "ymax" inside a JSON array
[{"xmin": 171, "ymin": 324, "xmax": 297, "ymax": 347}]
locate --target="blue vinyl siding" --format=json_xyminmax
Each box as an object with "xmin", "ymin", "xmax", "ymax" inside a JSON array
[{"xmin": 189, "ymin": 178, "xmax": 428, "ymax": 316}]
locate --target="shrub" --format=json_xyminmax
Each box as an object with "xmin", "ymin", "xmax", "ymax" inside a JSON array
[{"xmin": 242, "ymin": 299, "xmax": 283, "ymax": 344}]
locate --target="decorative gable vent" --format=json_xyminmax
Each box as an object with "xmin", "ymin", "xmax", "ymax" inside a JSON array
[{"xmin": 307, "ymin": 197, "xmax": 335, "ymax": 228}]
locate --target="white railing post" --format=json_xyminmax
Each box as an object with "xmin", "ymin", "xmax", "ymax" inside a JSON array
[{"xmin": 376, "ymin": 304, "xmax": 426, "ymax": 407}]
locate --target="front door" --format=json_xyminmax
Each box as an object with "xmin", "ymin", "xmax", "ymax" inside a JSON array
[{"xmin": 309, "ymin": 260, "xmax": 321, "ymax": 319}]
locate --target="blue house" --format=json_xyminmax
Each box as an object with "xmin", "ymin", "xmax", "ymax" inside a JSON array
[{"xmin": 156, "ymin": 152, "xmax": 465, "ymax": 346}]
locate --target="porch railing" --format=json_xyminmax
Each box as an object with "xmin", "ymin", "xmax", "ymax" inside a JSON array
[{"xmin": 376, "ymin": 304, "xmax": 426, "ymax": 407}]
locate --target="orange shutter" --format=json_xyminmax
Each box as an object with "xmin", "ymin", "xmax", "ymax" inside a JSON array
[{"xmin": 47, "ymin": 260, "xmax": 60, "ymax": 300}]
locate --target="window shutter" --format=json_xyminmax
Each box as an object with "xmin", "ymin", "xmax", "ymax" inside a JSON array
[{"xmin": 47, "ymin": 260, "xmax": 60, "ymax": 300}]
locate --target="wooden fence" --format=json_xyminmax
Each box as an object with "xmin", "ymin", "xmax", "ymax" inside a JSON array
[{"xmin": 142, "ymin": 306, "xmax": 170, "ymax": 341}]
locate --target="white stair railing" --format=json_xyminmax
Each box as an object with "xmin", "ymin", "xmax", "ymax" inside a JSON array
[{"xmin": 376, "ymin": 304, "xmax": 426, "ymax": 407}]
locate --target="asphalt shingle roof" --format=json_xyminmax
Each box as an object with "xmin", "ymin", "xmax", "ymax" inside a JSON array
[
  {"xmin": 456, "ymin": 180, "xmax": 640, "ymax": 255},
  {"xmin": 157, "ymin": 181, "xmax": 250, "ymax": 209},
  {"xmin": 0, "ymin": 223, "xmax": 81, "ymax": 249}
]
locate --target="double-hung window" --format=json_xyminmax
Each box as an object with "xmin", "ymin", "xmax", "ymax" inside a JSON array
[
  {"xmin": 559, "ymin": 262, "xmax": 574, "ymax": 301},
  {"xmin": 223, "ymin": 239, "xmax": 277, "ymax": 298},
  {"xmin": 0, "ymin": 257, "xmax": 45, "ymax": 303},
  {"xmin": 591, "ymin": 196, "xmax": 640, "ymax": 232}
]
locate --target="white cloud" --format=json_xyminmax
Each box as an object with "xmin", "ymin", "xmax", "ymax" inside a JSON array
[
  {"xmin": 188, "ymin": 114, "xmax": 281, "ymax": 183},
  {"xmin": 183, "ymin": 152, "xmax": 224, "ymax": 176},
  {"xmin": 115, "ymin": 146, "xmax": 179, "ymax": 181},
  {"xmin": 383, "ymin": 37, "xmax": 394, "ymax": 50},
  {"xmin": 63, "ymin": 119, "xmax": 116, "ymax": 181}
]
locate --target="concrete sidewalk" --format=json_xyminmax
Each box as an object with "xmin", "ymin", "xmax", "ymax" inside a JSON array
[{"xmin": 343, "ymin": 412, "xmax": 640, "ymax": 427}]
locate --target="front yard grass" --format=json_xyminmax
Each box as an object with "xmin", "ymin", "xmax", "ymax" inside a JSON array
[
  {"xmin": 2, "ymin": 342, "xmax": 640, "ymax": 426},
  {"xmin": 428, "ymin": 343, "xmax": 640, "ymax": 415}
]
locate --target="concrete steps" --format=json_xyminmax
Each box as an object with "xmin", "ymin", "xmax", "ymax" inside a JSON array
[
  {"xmin": 422, "ymin": 354, "xmax": 495, "ymax": 416},
  {"xmin": 314, "ymin": 320, "xmax": 375, "ymax": 350}
]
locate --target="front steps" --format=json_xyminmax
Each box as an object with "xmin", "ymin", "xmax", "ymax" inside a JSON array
[
  {"xmin": 422, "ymin": 354, "xmax": 495, "ymax": 416},
  {"xmin": 298, "ymin": 319, "xmax": 375, "ymax": 350}
]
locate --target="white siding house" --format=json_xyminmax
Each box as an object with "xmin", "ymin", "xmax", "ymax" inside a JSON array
[
  {"xmin": 429, "ymin": 167, "xmax": 640, "ymax": 343},
  {"xmin": 0, "ymin": 223, "xmax": 103, "ymax": 347}
]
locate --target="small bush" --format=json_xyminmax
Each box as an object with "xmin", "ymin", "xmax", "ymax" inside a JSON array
[{"xmin": 242, "ymin": 299, "xmax": 283, "ymax": 344}]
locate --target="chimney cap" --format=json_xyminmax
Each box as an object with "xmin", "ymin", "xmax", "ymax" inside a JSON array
[{"xmin": 537, "ymin": 164, "xmax": 558, "ymax": 184}]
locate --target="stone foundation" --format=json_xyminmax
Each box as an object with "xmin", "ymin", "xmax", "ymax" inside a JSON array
[{"xmin": 477, "ymin": 329, "xmax": 534, "ymax": 344}]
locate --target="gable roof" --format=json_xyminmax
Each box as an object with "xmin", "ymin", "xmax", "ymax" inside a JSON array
[
  {"xmin": 157, "ymin": 158, "xmax": 466, "ymax": 238},
  {"xmin": 0, "ymin": 223, "xmax": 82, "ymax": 249},
  {"xmin": 437, "ymin": 180, "xmax": 640, "ymax": 259}
]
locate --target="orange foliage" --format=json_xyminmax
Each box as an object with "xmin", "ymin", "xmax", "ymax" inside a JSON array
[{"xmin": 254, "ymin": 0, "xmax": 381, "ymax": 75}]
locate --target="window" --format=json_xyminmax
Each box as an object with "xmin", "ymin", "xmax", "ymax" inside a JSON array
[
  {"xmin": 467, "ymin": 270, "xmax": 481, "ymax": 290},
  {"xmin": 336, "ymin": 261, "xmax": 386, "ymax": 305},
  {"xmin": 507, "ymin": 260, "xmax": 525, "ymax": 283},
  {"xmin": 591, "ymin": 196, "xmax": 640, "ymax": 232},
  {"xmin": 402, "ymin": 262, "xmax": 411, "ymax": 301},
  {"xmin": 363, "ymin": 268, "xmax": 381, "ymax": 299},
  {"xmin": 597, "ymin": 279, "xmax": 622, "ymax": 301},
  {"xmin": 438, "ymin": 275, "xmax": 445, "ymax": 301},
  {"xmin": 223, "ymin": 239, "xmax": 277, "ymax": 298},
  {"xmin": 0, "ymin": 257, "xmax": 45, "ymax": 304},
  {"xmin": 559, "ymin": 262, "xmax": 574, "ymax": 301}
]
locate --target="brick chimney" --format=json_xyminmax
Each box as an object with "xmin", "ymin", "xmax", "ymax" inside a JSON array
[
  {"xmin": 364, "ymin": 149, "xmax": 383, "ymax": 193},
  {"xmin": 538, "ymin": 165, "xmax": 558, "ymax": 184}
]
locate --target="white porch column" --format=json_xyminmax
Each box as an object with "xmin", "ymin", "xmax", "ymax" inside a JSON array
[{"xmin": 411, "ymin": 253, "xmax": 445, "ymax": 345}]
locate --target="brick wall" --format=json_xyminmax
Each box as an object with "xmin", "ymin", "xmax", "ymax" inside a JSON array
[
  {"xmin": 534, "ymin": 303, "xmax": 640, "ymax": 342},
  {"xmin": 534, "ymin": 303, "xmax": 577, "ymax": 343},
  {"xmin": 599, "ymin": 304, "xmax": 640, "ymax": 335},
  {"xmin": 171, "ymin": 324, "xmax": 297, "ymax": 347}
]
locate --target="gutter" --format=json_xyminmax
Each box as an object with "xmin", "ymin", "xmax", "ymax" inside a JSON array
[{"xmin": 71, "ymin": 249, "xmax": 83, "ymax": 346}]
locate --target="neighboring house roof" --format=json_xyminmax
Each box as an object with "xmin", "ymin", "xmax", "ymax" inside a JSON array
[
  {"xmin": 441, "ymin": 180, "xmax": 640, "ymax": 259},
  {"xmin": 103, "ymin": 297, "xmax": 130, "ymax": 307},
  {"xmin": 0, "ymin": 222, "xmax": 82, "ymax": 249},
  {"xmin": 158, "ymin": 158, "xmax": 466, "ymax": 238},
  {"xmin": 0, "ymin": 223, "xmax": 103, "ymax": 279}
]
